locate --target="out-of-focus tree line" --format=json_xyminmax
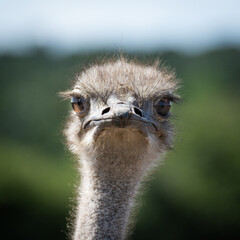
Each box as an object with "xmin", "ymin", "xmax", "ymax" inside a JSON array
[{"xmin": 0, "ymin": 48, "xmax": 239, "ymax": 240}]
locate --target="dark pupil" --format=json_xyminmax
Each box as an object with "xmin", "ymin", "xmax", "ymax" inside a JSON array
[
  {"xmin": 71, "ymin": 97, "xmax": 85, "ymax": 114},
  {"xmin": 156, "ymin": 100, "xmax": 171, "ymax": 116}
]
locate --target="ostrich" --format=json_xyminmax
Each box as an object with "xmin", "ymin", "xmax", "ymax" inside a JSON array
[{"xmin": 60, "ymin": 57, "xmax": 180, "ymax": 240}]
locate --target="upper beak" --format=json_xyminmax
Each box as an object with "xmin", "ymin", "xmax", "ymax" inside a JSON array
[
  {"xmin": 83, "ymin": 103, "xmax": 158, "ymax": 132},
  {"xmin": 113, "ymin": 105, "xmax": 133, "ymax": 120}
]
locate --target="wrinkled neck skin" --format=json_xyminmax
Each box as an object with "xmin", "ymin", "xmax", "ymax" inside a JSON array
[{"xmin": 72, "ymin": 130, "xmax": 165, "ymax": 240}]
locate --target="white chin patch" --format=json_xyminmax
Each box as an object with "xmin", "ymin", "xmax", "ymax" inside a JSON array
[{"xmin": 80, "ymin": 126, "xmax": 98, "ymax": 150}]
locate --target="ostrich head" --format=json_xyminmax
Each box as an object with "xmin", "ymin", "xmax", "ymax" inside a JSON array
[
  {"xmin": 60, "ymin": 58, "xmax": 180, "ymax": 240},
  {"xmin": 62, "ymin": 58, "xmax": 179, "ymax": 168}
]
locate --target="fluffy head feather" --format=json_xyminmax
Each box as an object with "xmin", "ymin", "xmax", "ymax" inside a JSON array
[{"xmin": 60, "ymin": 57, "xmax": 180, "ymax": 102}]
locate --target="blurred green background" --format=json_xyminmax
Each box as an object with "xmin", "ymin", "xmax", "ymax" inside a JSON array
[{"xmin": 0, "ymin": 48, "xmax": 240, "ymax": 240}]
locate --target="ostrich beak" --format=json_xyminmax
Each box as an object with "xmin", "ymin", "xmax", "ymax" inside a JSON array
[{"xmin": 83, "ymin": 102, "xmax": 158, "ymax": 133}]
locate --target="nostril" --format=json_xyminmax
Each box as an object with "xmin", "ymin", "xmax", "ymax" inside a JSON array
[
  {"xmin": 102, "ymin": 107, "xmax": 111, "ymax": 115},
  {"xmin": 133, "ymin": 107, "xmax": 143, "ymax": 117}
]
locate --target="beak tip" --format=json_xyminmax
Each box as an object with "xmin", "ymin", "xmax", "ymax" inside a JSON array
[{"xmin": 115, "ymin": 111, "xmax": 131, "ymax": 119}]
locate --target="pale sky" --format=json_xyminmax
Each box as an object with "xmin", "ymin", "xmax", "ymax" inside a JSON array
[{"xmin": 0, "ymin": 0, "xmax": 240, "ymax": 54}]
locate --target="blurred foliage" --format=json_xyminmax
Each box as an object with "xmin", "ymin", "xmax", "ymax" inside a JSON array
[{"xmin": 0, "ymin": 48, "xmax": 239, "ymax": 240}]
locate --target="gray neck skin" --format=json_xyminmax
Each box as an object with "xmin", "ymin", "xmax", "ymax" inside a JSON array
[{"xmin": 73, "ymin": 154, "xmax": 146, "ymax": 240}]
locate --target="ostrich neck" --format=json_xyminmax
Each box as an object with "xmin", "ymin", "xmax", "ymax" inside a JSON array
[{"xmin": 73, "ymin": 153, "xmax": 146, "ymax": 240}]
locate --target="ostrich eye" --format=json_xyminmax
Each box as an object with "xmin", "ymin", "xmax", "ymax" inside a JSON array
[
  {"xmin": 155, "ymin": 98, "xmax": 171, "ymax": 117},
  {"xmin": 71, "ymin": 96, "xmax": 85, "ymax": 114}
]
